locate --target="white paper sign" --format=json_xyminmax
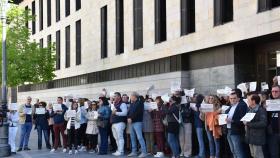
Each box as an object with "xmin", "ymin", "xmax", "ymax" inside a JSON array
[
  {"xmin": 241, "ymin": 113, "xmax": 256, "ymax": 122},
  {"xmin": 84, "ymin": 102, "xmax": 89, "ymax": 109},
  {"xmin": 171, "ymin": 81, "xmax": 181, "ymax": 93},
  {"xmin": 261, "ymin": 82, "xmax": 269, "ymax": 91},
  {"xmin": 53, "ymin": 104, "xmax": 62, "ymax": 111},
  {"xmin": 109, "ymin": 92, "xmax": 115, "ymax": 97},
  {"xmin": 266, "ymin": 100, "xmax": 280, "ymax": 111},
  {"xmin": 144, "ymin": 102, "xmax": 158, "ymax": 110},
  {"xmin": 36, "ymin": 108, "xmax": 46, "ymax": 114},
  {"xmin": 161, "ymin": 93, "xmax": 170, "ymax": 103},
  {"xmin": 190, "ymin": 103, "xmax": 196, "ymax": 110},
  {"xmin": 278, "ymin": 76, "xmax": 280, "ymax": 86},
  {"xmin": 217, "ymin": 89, "xmax": 226, "ymax": 96},
  {"xmin": 180, "ymin": 96, "xmax": 188, "ymax": 104},
  {"xmin": 110, "ymin": 104, "xmax": 116, "ymax": 111},
  {"xmin": 184, "ymin": 88, "xmax": 195, "ymax": 97},
  {"xmin": 67, "ymin": 110, "xmax": 77, "ymax": 118},
  {"xmin": 24, "ymin": 108, "xmax": 32, "ymax": 115},
  {"xmin": 218, "ymin": 114, "xmax": 228, "ymax": 125},
  {"xmin": 249, "ymin": 82, "xmax": 257, "ymax": 92},
  {"xmin": 221, "ymin": 105, "xmax": 230, "ymax": 113},
  {"xmin": 200, "ymin": 104, "xmax": 214, "ymax": 112},
  {"xmin": 237, "ymin": 83, "xmax": 247, "ymax": 94},
  {"xmin": 9, "ymin": 103, "xmax": 18, "ymax": 110}
]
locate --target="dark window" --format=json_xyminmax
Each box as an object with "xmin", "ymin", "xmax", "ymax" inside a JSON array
[
  {"xmin": 56, "ymin": 0, "xmax": 60, "ymax": 22},
  {"xmin": 56, "ymin": 30, "xmax": 61, "ymax": 70},
  {"xmin": 65, "ymin": 0, "xmax": 70, "ymax": 17},
  {"xmin": 47, "ymin": 0, "xmax": 51, "ymax": 27},
  {"xmin": 181, "ymin": 0, "xmax": 195, "ymax": 36},
  {"xmin": 214, "ymin": 0, "xmax": 233, "ymax": 26},
  {"xmin": 32, "ymin": 1, "xmax": 36, "ymax": 34},
  {"xmin": 39, "ymin": 0, "xmax": 43, "ymax": 31},
  {"xmin": 76, "ymin": 0, "xmax": 81, "ymax": 10},
  {"xmin": 65, "ymin": 25, "xmax": 71, "ymax": 68},
  {"xmin": 39, "ymin": 38, "xmax": 43, "ymax": 48},
  {"xmin": 47, "ymin": 34, "xmax": 52, "ymax": 47},
  {"xmin": 155, "ymin": 0, "xmax": 166, "ymax": 43},
  {"xmin": 25, "ymin": 6, "xmax": 28, "ymax": 28},
  {"xmin": 101, "ymin": 6, "xmax": 107, "ymax": 59},
  {"xmin": 258, "ymin": 0, "xmax": 280, "ymax": 12},
  {"xmin": 272, "ymin": 0, "xmax": 280, "ymax": 7},
  {"xmin": 116, "ymin": 0, "xmax": 124, "ymax": 54},
  {"xmin": 76, "ymin": 20, "xmax": 81, "ymax": 65},
  {"xmin": 133, "ymin": 0, "xmax": 143, "ymax": 49}
]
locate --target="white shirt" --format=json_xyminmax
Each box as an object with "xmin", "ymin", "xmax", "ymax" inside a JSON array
[
  {"xmin": 227, "ymin": 103, "xmax": 238, "ymax": 129},
  {"xmin": 115, "ymin": 103, "xmax": 128, "ymax": 116},
  {"xmin": 7, "ymin": 112, "xmax": 19, "ymax": 127}
]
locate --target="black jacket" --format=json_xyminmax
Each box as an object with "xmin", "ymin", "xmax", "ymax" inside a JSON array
[
  {"xmin": 127, "ymin": 99, "xmax": 144, "ymax": 123},
  {"xmin": 245, "ymin": 106, "xmax": 267, "ymax": 145},
  {"xmin": 180, "ymin": 103, "xmax": 193, "ymax": 123}
]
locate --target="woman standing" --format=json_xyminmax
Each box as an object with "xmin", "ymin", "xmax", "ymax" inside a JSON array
[
  {"xmin": 143, "ymin": 98, "xmax": 155, "ymax": 155},
  {"xmin": 47, "ymin": 103, "xmax": 55, "ymax": 148},
  {"xmin": 64, "ymin": 102, "xmax": 81, "ymax": 155},
  {"xmin": 86, "ymin": 101, "xmax": 99, "ymax": 153},
  {"xmin": 97, "ymin": 97, "xmax": 111, "ymax": 155}
]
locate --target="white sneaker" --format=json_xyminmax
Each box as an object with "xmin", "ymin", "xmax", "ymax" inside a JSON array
[
  {"xmin": 68, "ymin": 150, "xmax": 73, "ymax": 155},
  {"xmin": 50, "ymin": 149, "xmax": 56, "ymax": 153},
  {"xmin": 78, "ymin": 146, "xmax": 86, "ymax": 152},
  {"xmin": 62, "ymin": 148, "xmax": 67, "ymax": 153},
  {"xmin": 74, "ymin": 150, "xmax": 78, "ymax": 154},
  {"xmin": 154, "ymin": 152, "xmax": 164, "ymax": 158},
  {"xmin": 112, "ymin": 151, "xmax": 123, "ymax": 156},
  {"xmin": 128, "ymin": 152, "xmax": 138, "ymax": 157},
  {"xmin": 138, "ymin": 152, "xmax": 149, "ymax": 158}
]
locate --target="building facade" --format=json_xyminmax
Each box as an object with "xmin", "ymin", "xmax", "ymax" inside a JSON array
[{"xmin": 16, "ymin": 0, "xmax": 280, "ymax": 103}]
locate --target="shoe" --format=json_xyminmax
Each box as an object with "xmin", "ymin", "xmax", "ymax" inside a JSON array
[
  {"xmin": 138, "ymin": 153, "xmax": 149, "ymax": 158},
  {"xmin": 89, "ymin": 149, "xmax": 95, "ymax": 154},
  {"xmin": 75, "ymin": 150, "xmax": 78, "ymax": 154},
  {"xmin": 24, "ymin": 147, "xmax": 31, "ymax": 150},
  {"xmin": 78, "ymin": 146, "xmax": 86, "ymax": 152},
  {"xmin": 128, "ymin": 152, "xmax": 137, "ymax": 157},
  {"xmin": 62, "ymin": 148, "xmax": 67, "ymax": 153},
  {"xmin": 69, "ymin": 150, "xmax": 73, "ymax": 155},
  {"xmin": 50, "ymin": 149, "xmax": 56, "ymax": 153},
  {"xmin": 11, "ymin": 152, "xmax": 16, "ymax": 155},
  {"xmin": 154, "ymin": 152, "xmax": 164, "ymax": 158},
  {"xmin": 112, "ymin": 151, "xmax": 123, "ymax": 156},
  {"xmin": 17, "ymin": 148, "xmax": 22, "ymax": 152},
  {"xmin": 98, "ymin": 152, "xmax": 107, "ymax": 155}
]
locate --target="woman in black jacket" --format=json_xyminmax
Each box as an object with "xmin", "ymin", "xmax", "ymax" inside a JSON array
[{"xmin": 33, "ymin": 101, "xmax": 51, "ymax": 150}]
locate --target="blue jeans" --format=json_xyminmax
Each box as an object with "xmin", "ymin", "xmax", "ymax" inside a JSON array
[
  {"xmin": 37, "ymin": 125, "xmax": 50, "ymax": 149},
  {"xmin": 19, "ymin": 122, "xmax": 33, "ymax": 148},
  {"xmin": 130, "ymin": 122, "xmax": 147, "ymax": 154},
  {"xmin": 99, "ymin": 126, "xmax": 108, "ymax": 154},
  {"xmin": 168, "ymin": 132, "xmax": 180, "ymax": 157},
  {"xmin": 227, "ymin": 129, "xmax": 245, "ymax": 158},
  {"xmin": 196, "ymin": 128, "xmax": 205, "ymax": 158},
  {"xmin": 206, "ymin": 129, "xmax": 220, "ymax": 158}
]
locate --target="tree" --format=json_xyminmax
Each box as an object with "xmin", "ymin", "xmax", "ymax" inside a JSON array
[{"xmin": 0, "ymin": 5, "xmax": 56, "ymax": 87}]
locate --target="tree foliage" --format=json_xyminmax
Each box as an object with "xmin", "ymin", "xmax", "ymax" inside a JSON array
[{"xmin": 0, "ymin": 5, "xmax": 56, "ymax": 87}]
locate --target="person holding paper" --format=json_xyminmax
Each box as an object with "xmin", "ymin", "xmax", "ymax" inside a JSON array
[
  {"xmin": 47, "ymin": 103, "xmax": 55, "ymax": 148},
  {"xmin": 64, "ymin": 101, "xmax": 81, "ymax": 155},
  {"xmin": 18, "ymin": 96, "xmax": 34, "ymax": 152},
  {"xmin": 243, "ymin": 92, "xmax": 267, "ymax": 158},
  {"xmin": 127, "ymin": 92, "xmax": 148, "ymax": 158},
  {"xmin": 85, "ymin": 101, "xmax": 99, "ymax": 153},
  {"xmin": 33, "ymin": 102, "xmax": 51, "ymax": 150},
  {"xmin": 7, "ymin": 106, "xmax": 19, "ymax": 155},
  {"xmin": 78, "ymin": 98, "xmax": 89, "ymax": 152},
  {"xmin": 143, "ymin": 97, "xmax": 154, "ymax": 155},
  {"xmin": 50, "ymin": 97, "xmax": 68, "ymax": 153},
  {"xmin": 225, "ymin": 92, "xmax": 248, "ymax": 158},
  {"xmin": 122, "ymin": 94, "xmax": 131, "ymax": 152}
]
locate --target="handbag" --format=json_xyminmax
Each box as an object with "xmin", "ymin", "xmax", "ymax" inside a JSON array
[{"xmin": 97, "ymin": 118, "xmax": 108, "ymax": 128}]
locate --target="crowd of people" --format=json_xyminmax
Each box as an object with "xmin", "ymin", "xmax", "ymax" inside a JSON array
[{"xmin": 6, "ymin": 77, "xmax": 280, "ymax": 158}]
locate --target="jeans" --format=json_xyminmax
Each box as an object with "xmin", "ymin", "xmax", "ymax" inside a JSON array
[
  {"xmin": 249, "ymin": 144, "xmax": 264, "ymax": 158},
  {"xmin": 196, "ymin": 128, "xmax": 205, "ymax": 158},
  {"xmin": 227, "ymin": 129, "xmax": 245, "ymax": 158},
  {"xmin": 37, "ymin": 125, "xmax": 50, "ymax": 149},
  {"xmin": 19, "ymin": 122, "xmax": 32, "ymax": 148},
  {"xmin": 99, "ymin": 126, "xmax": 109, "ymax": 154},
  {"xmin": 112, "ymin": 122, "xmax": 126, "ymax": 153},
  {"xmin": 267, "ymin": 133, "xmax": 280, "ymax": 158},
  {"xmin": 9, "ymin": 127, "xmax": 18, "ymax": 152},
  {"xmin": 179, "ymin": 123, "xmax": 192, "ymax": 157},
  {"xmin": 206, "ymin": 129, "xmax": 220, "ymax": 158},
  {"xmin": 168, "ymin": 132, "xmax": 180, "ymax": 157},
  {"xmin": 68, "ymin": 127, "xmax": 79, "ymax": 150},
  {"xmin": 130, "ymin": 122, "xmax": 147, "ymax": 154}
]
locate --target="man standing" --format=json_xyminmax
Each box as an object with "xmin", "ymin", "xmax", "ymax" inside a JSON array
[
  {"xmin": 244, "ymin": 92, "xmax": 267, "ymax": 158},
  {"xmin": 226, "ymin": 92, "xmax": 247, "ymax": 158},
  {"xmin": 111, "ymin": 92, "xmax": 127, "ymax": 156},
  {"xmin": 17, "ymin": 96, "xmax": 34, "ymax": 151},
  {"xmin": 50, "ymin": 97, "xmax": 68, "ymax": 153},
  {"xmin": 127, "ymin": 92, "xmax": 148, "ymax": 158}
]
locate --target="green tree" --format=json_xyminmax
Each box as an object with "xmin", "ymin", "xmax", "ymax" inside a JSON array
[{"xmin": 0, "ymin": 5, "xmax": 56, "ymax": 87}]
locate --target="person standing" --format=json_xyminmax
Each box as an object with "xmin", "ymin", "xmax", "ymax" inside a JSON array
[
  {"xmin": 17, "ymin": 96, "xmax": 34, "ymax": 151},
  {"xmin": 86, "ymin": 101, "xmax": 99, "ymax": 153},
  {"xmin": 8, "ymin": 104, "xmax": 19, "ymax": 155},
  {"xmin": 78, "ymin": 98, "xmax": 88, "ymax": 152}
]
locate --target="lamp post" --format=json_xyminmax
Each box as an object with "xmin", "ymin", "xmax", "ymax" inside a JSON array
[{"xmin": 0, "ymin": 0, "xmax": 10, "ymax": 156}]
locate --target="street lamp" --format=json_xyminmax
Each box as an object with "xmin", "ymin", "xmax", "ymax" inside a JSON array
[{"xmin": 0, "ymin": 0, "xmax": 10, "ymax": 157}]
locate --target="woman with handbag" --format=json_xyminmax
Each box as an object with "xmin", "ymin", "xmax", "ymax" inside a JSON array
[{"xmin": 97, "ymin": 97, "xmax": 111, "ymax": 155}]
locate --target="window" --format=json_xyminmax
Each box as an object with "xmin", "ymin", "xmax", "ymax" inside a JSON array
[
  {"xmin": 56, "ymin": 0, "xmax": 60, "ymax": 22},
  {"xmin": 214, "ymin": 0, "xmax": 233, "ymax": 26},
  {"xmin": 56, "ymin": 30, "xmax": 61, "ymax": 70},
  {"xmin": 65, "ymin": 25, "xmax": 71, "ymax": 68},
  {"xmin": 39, "ymin": 0, "xmax": 43, "ymax": 31},
  {"xmin": 76, "ymin": 0, "xmax": 81, "ymax": 10},
  {"xmin": 65, "ymin": 0, "xmax": 70, "ymax": 17},
  {"xmin": 32, "ymin": 1, "xmax": 36, "ymax": 34},
  {"xmin": 116, "ymin": 0, "xmax": 124, "ymax": 54},
  {"xmin": 155, "ymin": 0, "xmax": 166, "ymax": 43},
  {"xmin": 133, "ymin": 0, "xmax": 143, "ymax": 49},
  {"xmin": 181, "ymin": 0, "xmax": 195, "ymax": 36},
  {"xmin": 76, "ymin": 20, "xmax": 81, "ymax": 65},
  {"xmin": 258, "ymin": 0, "xmax": 280, "ymax": 12},
  {"xmin": 25, "ymin": 6, "xmax": 28, "ymax": 28},
  {"xmin": 101, "ymin": 6, "xmax": 107, "ymax": 59},
  {"xmin": 47, "ymin": 0, "xmax": 51, "ymax": 26},
  {"xmin": 39, "ymin": 38, "xmax": 43, "ymax": 48},
  {"xmin": 272, "ymin": 0, "xmax": 280, "ymax": 7}
]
